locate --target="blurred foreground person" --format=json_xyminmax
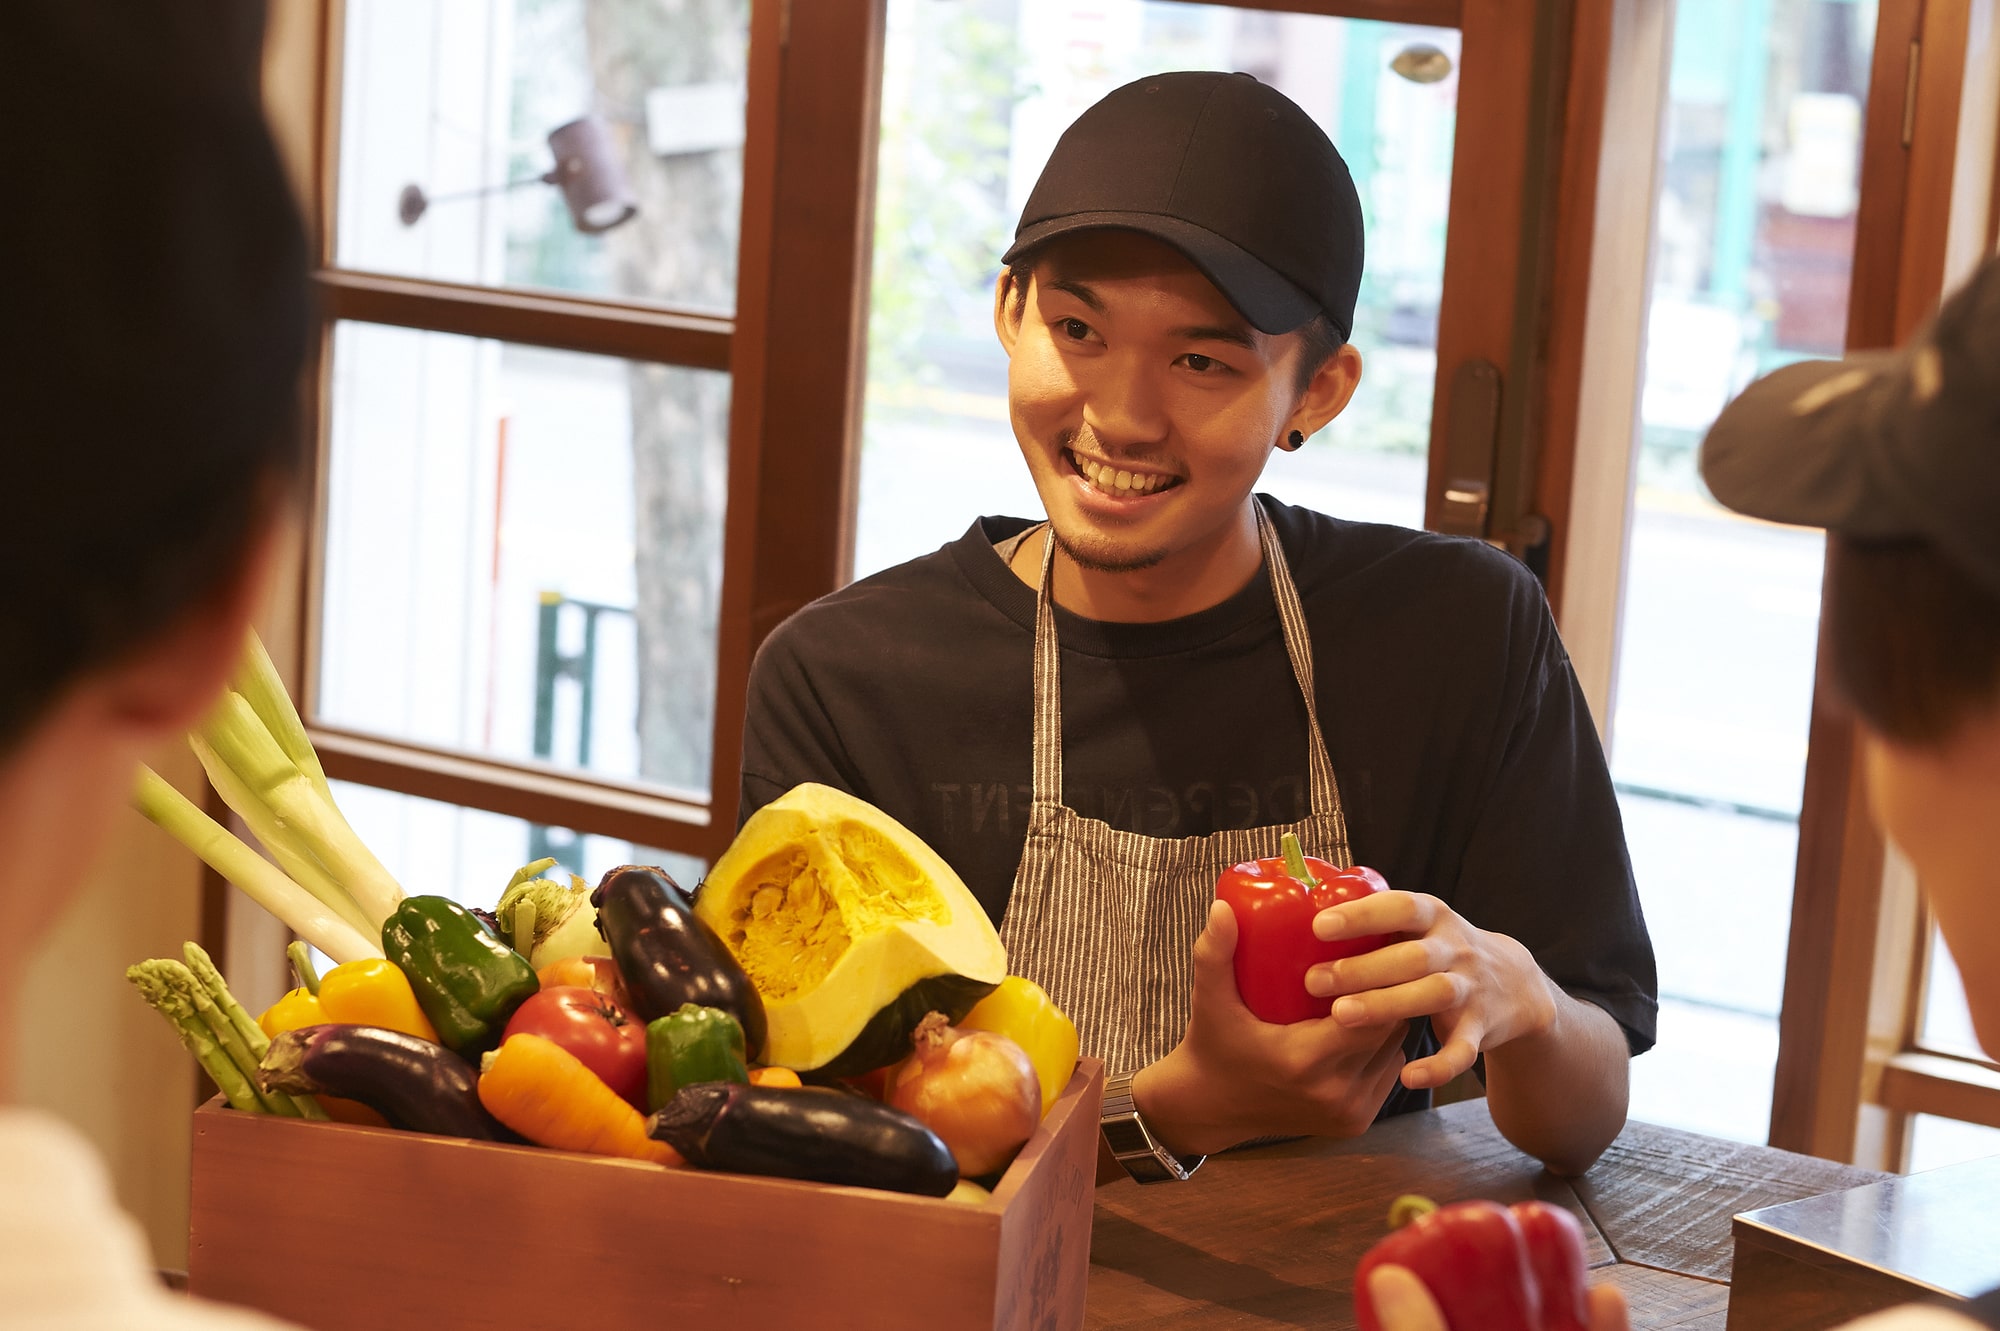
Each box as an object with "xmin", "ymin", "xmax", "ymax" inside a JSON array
[
  {"xmin": 1370, "ymin": 252, "xmax": 2000, "ymax": 1329},
  {"xmin": 0, "ymin": 2, "xmax": 312, "ymax": 1327}
]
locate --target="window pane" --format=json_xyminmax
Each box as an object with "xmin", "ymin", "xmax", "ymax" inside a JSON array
[
  {"xmin": 319, "ymin": 322, "xmax": 728, "ymax": 797},
  {"xmin": 1907, "ymin": 1115, "xmax": 2000, "ymax": 1173},
  {"xmin": 329, "ymin": 780, "xmax": 705, "ymax": 911},
  {"xmin": 337, "ymin": 0, "xmax": 748, "ymax": 313},
  {"xmin": 1923, "ymin": 927, "xmax": 1988, "ymax": 1061},
  {"xmin": 1614, "ymin": 0, "xmax": 1877, "ymax": 1142},
  {"xmin": 852, "ymin": 0, "xmax": 1455, "ymax": 579}
]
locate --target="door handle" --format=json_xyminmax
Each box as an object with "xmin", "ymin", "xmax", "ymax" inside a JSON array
[{"xmin": 1438, "ymin": 358, "xmax": 1501, "ymax": 539}]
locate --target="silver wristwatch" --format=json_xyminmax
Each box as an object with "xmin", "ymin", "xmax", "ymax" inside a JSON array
[{"xmin": 1100, "ymin": 1070, "xmax": 1205, "ymax": 1183}]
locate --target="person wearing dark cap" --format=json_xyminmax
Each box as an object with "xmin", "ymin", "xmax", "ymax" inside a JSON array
[
  {"xmin": 1367, "ymin": 250, "xmax": 2000, "ymax": 1331},
  {"xmin": 0, "ymin": 2, "xmax": 311, "ymax": 1325},
  {"xmin": 742, "ymin": 72, "xmax": 1655, "ymax": 1180}
]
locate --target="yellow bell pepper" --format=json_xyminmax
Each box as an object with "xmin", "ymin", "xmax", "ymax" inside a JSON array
[
  {"xmin": 959, "ymin": 976, "xmax": 1079, "ymax": 1117},
  {"xmin": 318, "ymin": 958, "xmax": 440, "ymax": 1043},
  {"xmin": 258, "ymin": 987, "xmax": 327, "ymax": 1039}
]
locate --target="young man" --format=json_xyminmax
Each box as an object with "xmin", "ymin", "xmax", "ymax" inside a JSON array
[
  {"xmin": 1371, "ymin": 250, "xmax": 2000, "ymax": 1330},
  {"xmin": 742, "ymin": 72, "xmax": 1655, "ymax": 1180},
  {"xmin": 2, "ymin": 2, "xmax": 312, "ymax": 1326}
]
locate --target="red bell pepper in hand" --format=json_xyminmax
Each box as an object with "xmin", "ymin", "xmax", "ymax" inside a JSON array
[
  {"xmin": 1214, "ymin": 832, "xmax": 1390, "ymax": 1024},
  {"xmin": 1352, "ymin": 1194, "xmax": 1591, "ymax": 1331}
]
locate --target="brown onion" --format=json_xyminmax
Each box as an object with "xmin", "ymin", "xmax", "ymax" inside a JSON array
[{"xmin": 887, "ymin": 1011, "xmax": 1041, "ymax": 1176}]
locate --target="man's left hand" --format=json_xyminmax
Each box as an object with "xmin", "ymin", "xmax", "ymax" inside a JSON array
[{"xmin": 1305, "ymin": 890, "xmax": 1558, "ymax": 1091}]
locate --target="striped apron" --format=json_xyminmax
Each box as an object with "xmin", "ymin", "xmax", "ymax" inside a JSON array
[{"xmin": 998, "ymin": 500, "xmax": 1354, "ymax": 1076}]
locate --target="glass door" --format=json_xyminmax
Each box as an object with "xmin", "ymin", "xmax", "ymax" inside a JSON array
[{"xmin": 1609, "ymin": 0, "xmax": 1877, "ymax": 1142}]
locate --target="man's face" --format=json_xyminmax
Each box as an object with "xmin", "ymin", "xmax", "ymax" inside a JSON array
[
  {"xmin": 997, "ymin": 232, "xmax": 1355, "ymax": 576},
  {"xmin": 1864, "ymin": 707, "xmax": 2000, "ymax": 1054}
]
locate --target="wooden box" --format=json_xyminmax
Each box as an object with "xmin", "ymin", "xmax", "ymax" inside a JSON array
[
  {"xmin": 1728, "ymin": 1154, "xmax": 2000, "ymax": 1331},
  {"xmin": 188, "ymin": 1058, "xmax": 1103, "ymax": 1331}
]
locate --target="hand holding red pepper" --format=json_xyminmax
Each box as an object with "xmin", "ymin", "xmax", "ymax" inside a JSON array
[
  {"xmin": 1214, "ymin": 833, "xmax": 1391, "ymax": 1024},
  {"xmin": 1125, "ymin": 899, "xmax": 1412, "ymax": 1156},
  {"xmin": 1353, "ymin": 1195, "xmax": 1628, "ymax": 1331},
  {"xmin": 1305, "ymin": 888, "xmax": 1561, "ymax": 1093}
]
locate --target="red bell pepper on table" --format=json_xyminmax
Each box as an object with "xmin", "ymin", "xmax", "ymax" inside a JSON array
[
  {"xmin": 1213, "ymin": 832, "xmax": 1392, "ymax": 1024},
  {"xmin": 1352, "ymin": 1194, "xmax": 1591, "ymax": 1331}
]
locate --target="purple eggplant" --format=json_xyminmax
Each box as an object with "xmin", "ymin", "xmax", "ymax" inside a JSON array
[
  {"xmin": 592, "ymin": 865, "xmax": 767, "ymax": 1059},
  {"xmin": 647, "ymin": 1081, "xmax": 958, "ymax": 1197},
  {"xmin": 258, "ymin": 1024, "xmax": 515, "ymax": 1142}
]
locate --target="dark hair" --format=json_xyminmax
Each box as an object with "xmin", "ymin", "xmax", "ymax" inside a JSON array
[
  {"xmin": 1822, "ymin": 537, "xmax": 2000, "ymax": 746},
  {"xmin": 1002, "ymin": 246, "xmax": 1343, "ymax": 396},
  {"xmin": 0, "ymin": 0, "xmax": 310, "ymax": 756}
]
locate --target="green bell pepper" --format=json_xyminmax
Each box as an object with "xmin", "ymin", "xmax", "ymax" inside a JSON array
[
  {"xmin": 380, "ymin": 895, "xmax": 539, "ymax": 1055},
  {"xmin": 647, "ymin": 1003, "xmax": 749, "ymax": 1111}
]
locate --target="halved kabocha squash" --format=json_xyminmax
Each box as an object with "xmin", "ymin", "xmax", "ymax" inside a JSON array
[{"xmin": 694, "ymin": 783, "xmax": 1006, "ymax": 1078}]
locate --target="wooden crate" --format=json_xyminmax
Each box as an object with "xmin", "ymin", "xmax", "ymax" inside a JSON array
[{"xmin": 189, "ymin": 1058, "xmax": 1103, "ymax": 1331}]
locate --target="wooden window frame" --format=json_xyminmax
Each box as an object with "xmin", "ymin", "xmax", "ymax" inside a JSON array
[{"xmin": 260, "ymin": 0, "xmax": 887, "ymax": 872}]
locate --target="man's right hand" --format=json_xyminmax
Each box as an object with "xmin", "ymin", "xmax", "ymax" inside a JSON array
[{"xmin": 1131, "ymin": 900, "xmax": 1411, "ymax": 1157}]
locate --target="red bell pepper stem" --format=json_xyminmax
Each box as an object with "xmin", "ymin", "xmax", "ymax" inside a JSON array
[{"xmin": 1280, "ymin": 832, "xmax": 1320, "ymax": 889}]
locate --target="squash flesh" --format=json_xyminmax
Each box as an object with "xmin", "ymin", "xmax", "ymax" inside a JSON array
[{"xmin": 698, "ymin": 785, "xmax": 1006, "ymax": 1073}]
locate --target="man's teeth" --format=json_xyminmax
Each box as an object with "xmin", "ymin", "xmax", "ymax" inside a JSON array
[{"xmin": 1072, "ymin": 452, "xmax": 1174, "ymax": 495}]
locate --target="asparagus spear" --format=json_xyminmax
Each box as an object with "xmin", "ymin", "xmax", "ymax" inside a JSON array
[
  {"xmin": 182, "ymin": 943, "xmax": 327, "ymax": 1120},
  {"xmin": 146, "ymin": 960, "xmax": 301, "ymax": 1117},
  {"xmin": 126, "ymin": 963, "xmax": 262, "ymax": 1113}
]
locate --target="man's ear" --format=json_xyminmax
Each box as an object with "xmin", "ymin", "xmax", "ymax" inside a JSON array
[
  {"xmin": 1286, "ymin": 342, "xmax": 1364, "ymax": 442},
  {"xmin": 99, "ymin": 507, "xmax": 289, "ymax": 738},
  {"xmin": 994, "ymin": 267, "xmax": 1027, "ymax": 355}
]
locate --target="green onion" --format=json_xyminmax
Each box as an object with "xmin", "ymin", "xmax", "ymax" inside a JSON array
[
  {"xmin": 187, "ymin": 728, "xmax": 374, "ymax": 938},
  {"xmin": 132, "ymin": 766, "xmax": 381, "ymax": 964},
  {"xmin": 191, "ymin": 689, "xmax": 404, "ymax": 929}
]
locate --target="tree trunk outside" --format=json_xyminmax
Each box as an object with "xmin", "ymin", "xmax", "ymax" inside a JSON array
[{"xmin": 582, "ymin": 0, "xmax": 746, "ymax": 796}]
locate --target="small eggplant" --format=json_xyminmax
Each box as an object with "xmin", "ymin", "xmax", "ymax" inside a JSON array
[
  {"xmin": 648, "ymin": 1081, "xmax": 958, "ymax": 1197},
  {"xmin": 259, "ymin": 1023, "xmax": 514, "ymax": 1142},
  {"xmin": 592, "ymin": 866, "xmax": 767, "ymax": 1059}
]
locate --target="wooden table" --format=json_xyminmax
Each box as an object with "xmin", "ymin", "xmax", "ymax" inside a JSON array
[{"xmin": 1084, "ymin": 1100, "xmax": 1887, "ymax": 1330}]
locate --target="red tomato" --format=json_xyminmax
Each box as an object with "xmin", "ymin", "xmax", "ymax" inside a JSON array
[
  {"xmin": 502, "ymin": 986, "xmax": 648, "ymax": 1108},
  {"xmin": 536, "ymin": 955, "xmax": 632, "ymax": 1010}
]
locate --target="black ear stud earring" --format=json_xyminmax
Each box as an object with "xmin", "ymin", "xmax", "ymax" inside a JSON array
[{"xmin": 1283, "ymin": 430, "xmax": 1306, "ymax": 451}]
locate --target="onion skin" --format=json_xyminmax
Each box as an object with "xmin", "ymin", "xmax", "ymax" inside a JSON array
[{"xmin": 886, "ymin": 1012, "xmax": 1041, "ymax": 1177}]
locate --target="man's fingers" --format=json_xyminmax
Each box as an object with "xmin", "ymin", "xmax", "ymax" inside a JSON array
[
  {"xmin": 1326, "ymin": 964, "xmax": 1467, "ymax": 1020},
  {"xmin": 1588, "ymin": 1283, "xmax": 1632, "ymax": 1331},
  {"xmin": 1189, "ymin": 901, "xmax": 1250, "ymax": 1019},
  {"xmin": 1400, "ymin": 1031, "xmax": 1480, "ymax": 1091},
  {"xmin": 1194, "ymin": 898, "xmax": 1237, "ymax": 961},
  {"xmin": 1313, "ymin": 889, "xmax": 1439, "ymax": 942},
  {"xmin": 1364, "ymin": 1266, "xmax": 1448, "ymax": 1331}
]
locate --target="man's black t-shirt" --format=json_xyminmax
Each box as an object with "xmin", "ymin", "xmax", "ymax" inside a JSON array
[{"xmin": 740, "ymin": 497, "xmax": 1658, "ymax": 1074}]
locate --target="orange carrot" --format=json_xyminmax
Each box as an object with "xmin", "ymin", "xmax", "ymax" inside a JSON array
[{"xmin": 478, "ymin": 1034, "xmax": 681, "ymax": 1166}]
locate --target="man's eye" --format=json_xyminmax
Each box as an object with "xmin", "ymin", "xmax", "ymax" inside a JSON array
[
  {"xmin": 1184, "ymin": 353, "xmax": 1217, "ymax": 373},
  {"xmin": 1059, "ymin": 318, "xmax": 1092, "ymax": 340}
]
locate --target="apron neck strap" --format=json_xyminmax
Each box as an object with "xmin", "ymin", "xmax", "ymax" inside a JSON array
[{"xmin": 1029, "ymin": 499, "xmax": 1345, "ymax": 820}]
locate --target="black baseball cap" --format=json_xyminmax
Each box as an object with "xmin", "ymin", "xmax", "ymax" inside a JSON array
[
  {"xmin": 1001, "ymin": 71, "xmax": 1365, "ymax": 339},
  {"xmin": 1699, "ymin": 253, "xmax": 2000, "ymax": 601}
]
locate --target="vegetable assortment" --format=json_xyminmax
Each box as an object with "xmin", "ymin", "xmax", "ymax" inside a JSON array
[{"xmin": 129, "ymin": 655, "xmax": 1080, "ymax": 1199}]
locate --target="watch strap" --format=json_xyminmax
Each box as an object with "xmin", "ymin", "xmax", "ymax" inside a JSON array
[{"xmin": 1100, "ymin": 1071, "xmax": 1205, "ymax": 1183}]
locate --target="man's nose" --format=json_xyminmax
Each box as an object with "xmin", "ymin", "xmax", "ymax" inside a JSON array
[{"xmin": 1081, "ymin": 357, "xmax": 1169, "ymax": 450}]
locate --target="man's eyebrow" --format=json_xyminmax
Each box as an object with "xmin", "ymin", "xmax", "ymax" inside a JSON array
[
  {"xmin": 1174, "ymin": 323, "xmax": 1258, "ymax": 351},
  {"xmin": 1043, "ymin": 278, "xmax": 1104, "ymax": 311}
]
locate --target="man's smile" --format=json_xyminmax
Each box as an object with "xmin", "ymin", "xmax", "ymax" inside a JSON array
[{"xmin": 1062, "ymin": 446, "xmax": 1184, "ymax": 499}]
